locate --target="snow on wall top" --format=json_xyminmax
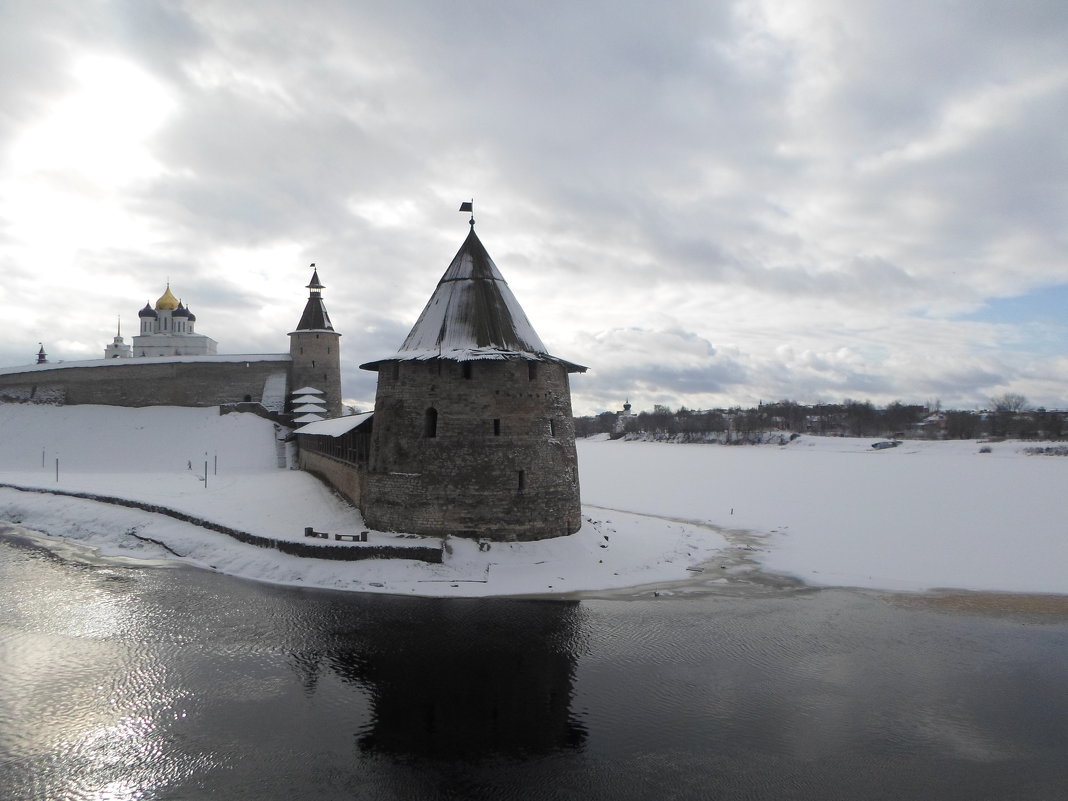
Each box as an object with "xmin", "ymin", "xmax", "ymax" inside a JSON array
[{"xmin": 0, "ymin": 353, "xmax": 292, "ymax": 377}]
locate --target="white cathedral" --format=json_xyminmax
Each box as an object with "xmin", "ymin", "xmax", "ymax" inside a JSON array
[{"xmin": 104, "ymin": 283, "xmax": 218, "ymax": 358}]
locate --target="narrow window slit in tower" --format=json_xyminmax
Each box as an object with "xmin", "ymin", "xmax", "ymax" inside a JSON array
[
  {"xmin": 517, "ymin": 470, "xmax": 526, "ymax": 492},
  {"xmin": 493, "ymin": 419, "xmax": 501, "ymax": 436}
]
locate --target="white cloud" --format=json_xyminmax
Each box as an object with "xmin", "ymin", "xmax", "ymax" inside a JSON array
[{"xmin": 2, "ymin": 0, "xmax": 1067, "ymax": 415}]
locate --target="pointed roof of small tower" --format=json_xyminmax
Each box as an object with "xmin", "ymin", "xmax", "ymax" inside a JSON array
[{"xmin": 291, "ymin": 264, "xmax": 335, "ymax": 332}]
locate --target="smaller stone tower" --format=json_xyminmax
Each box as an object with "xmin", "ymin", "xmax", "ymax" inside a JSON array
[{"xmin": 288, "ymin": 265, "xmax": 342, "ymax": 418}]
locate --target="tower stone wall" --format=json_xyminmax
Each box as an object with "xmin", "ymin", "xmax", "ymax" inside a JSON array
[
  {"xmin": 288, "ymin": 330, "xmax": 342, "ymax": 417},
  {"xmin": 361, "ymin": 357, "xmax": 581, "ymax": 541}
]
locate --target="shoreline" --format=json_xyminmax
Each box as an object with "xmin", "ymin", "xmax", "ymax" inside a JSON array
[
  {"xmin": 6, "ymin": 511, "xmax": 1068, "ymax": 619},
  {"xmin": 0, "ymin": 485, "xmax": 733, "ymax": 598}
]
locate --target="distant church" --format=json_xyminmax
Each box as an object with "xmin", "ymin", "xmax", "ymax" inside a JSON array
[
  {"xmin": 104, "ymin": 284, "xmax": 218, "ymax": 358},
  {"xmin": 297, "ymin": 219, "xmax": 587, "ymax": 541}
]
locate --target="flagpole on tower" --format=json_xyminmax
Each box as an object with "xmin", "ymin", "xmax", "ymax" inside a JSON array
[{"xmin": 459, "ymin": 199, "xmax": 474, "ymax": 227}]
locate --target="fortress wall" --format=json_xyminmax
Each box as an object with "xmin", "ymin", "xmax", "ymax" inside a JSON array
[
  {"xmin": 298, "ymin": 449, "xmax": 366, "ymax": 507},
  {"xmin": 0, "ymin": 357, "xmax": 291, "ymax": 408}
]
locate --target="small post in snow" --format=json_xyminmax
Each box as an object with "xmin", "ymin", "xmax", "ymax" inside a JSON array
[
  {"xmin": 55, "ymin": 457, "xmax": 59, "ymax": 483},
  {"xmin": 203, "ymin": 460, "xmax": 208, "ymax": 489},
  {"xmin": 214, "ymin": 453, "xmax": 218, "ymax": 476},
  {"xmin": 42, "ymin": 448, "xmax": 45, "ymax": 468}
]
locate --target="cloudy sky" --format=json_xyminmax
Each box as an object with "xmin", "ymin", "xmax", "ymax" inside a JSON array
[{"xmin": 2, "ymin": 0, "xmax": 1066, "ymax": 415}]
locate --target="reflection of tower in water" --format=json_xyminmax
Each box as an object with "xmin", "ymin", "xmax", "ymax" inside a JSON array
[{"xmin": 293, "ymin": 598, "xmax": 587, "ymax": 759}]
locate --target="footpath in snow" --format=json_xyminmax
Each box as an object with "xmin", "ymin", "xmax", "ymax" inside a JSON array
[{"xmin": 1, "ymin": 404, "xmax": 1067, "ymax": 597}]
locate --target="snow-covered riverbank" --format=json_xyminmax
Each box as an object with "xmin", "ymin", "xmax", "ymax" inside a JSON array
[
  {"xmin": 0, "ymin": 405, "xmax": 730, "ymax": 596},
  {"xmin": 578, "ymin": 435, "xmax": 1068, "ymax": 595},
  {"xmin": 1, "ymin": 404, "xmax": 1066, "ymax": 596}
]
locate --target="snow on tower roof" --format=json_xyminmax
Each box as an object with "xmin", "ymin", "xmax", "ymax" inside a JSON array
[{"xmin": 361, "ymin": 226, "xmax": 586, "ymax": 372}]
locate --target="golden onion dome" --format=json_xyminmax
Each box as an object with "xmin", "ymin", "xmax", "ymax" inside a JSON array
[{"xmin": 155, "ymin": 284, "xmax": 180, "ymax": 310}]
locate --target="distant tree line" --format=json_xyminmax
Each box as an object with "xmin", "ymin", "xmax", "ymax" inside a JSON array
[{"xmin": 574, "ymin": 394, "xmax": 1065, "ymax": 442}]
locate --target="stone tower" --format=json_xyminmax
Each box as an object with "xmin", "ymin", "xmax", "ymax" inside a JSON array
[
  {"xmin": 359, "ymin": 224, "xmax": 587, "ymax": 541},
  {"xmin": 289, "ymin": 266, "xmax": 342, "ymax": 418}
]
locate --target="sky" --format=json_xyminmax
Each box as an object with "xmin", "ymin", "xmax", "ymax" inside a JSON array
[{"xmin": 1, "ymin": 0, "xmax": 1066, "ymax": 415}]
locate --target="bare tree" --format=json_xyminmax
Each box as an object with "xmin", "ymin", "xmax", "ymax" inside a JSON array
[
  {"xmin": 991, "ymin": 393, "xmax": 1029, "ymax": 413},
  {"xmin": 990, "ymin": 393, "xmax": 1030, "ymax": 438}
]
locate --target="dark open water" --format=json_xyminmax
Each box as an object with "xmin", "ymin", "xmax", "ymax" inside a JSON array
[{"xmin": 1, "ymin": 526, "xmax": 1067, "ymax": 801}]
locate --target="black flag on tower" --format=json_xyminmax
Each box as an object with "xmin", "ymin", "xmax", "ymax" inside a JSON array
[{"xmin": 459, "ymin": 200, "xmax": 474, "ymax": 226}]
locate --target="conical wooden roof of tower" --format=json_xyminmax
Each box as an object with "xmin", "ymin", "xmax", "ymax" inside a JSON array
[
  {"xmin": 292, "ymin": 267, "xmax": 334, "ymax": 332},
  {"xmin": 389, "ymin": 227, "xmax": 581, "ymax": 367}
]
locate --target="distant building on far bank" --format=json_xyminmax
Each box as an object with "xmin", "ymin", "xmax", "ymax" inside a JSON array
[{"xmin": 614, "ymin": 399, "xmax": 635, "ymax": 435}]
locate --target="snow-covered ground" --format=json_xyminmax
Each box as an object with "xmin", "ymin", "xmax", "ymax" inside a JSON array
[
  {"xmin": 1, "ymin": 404, "xmax": 1066, "ymax": 597},
  {"xmin": 0, "ymin": 405, "xmax": 726, "ymax": 597},
  {"xmin": 579, "ymin": 436, "xmax": 1068, "ymax": 595}
]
